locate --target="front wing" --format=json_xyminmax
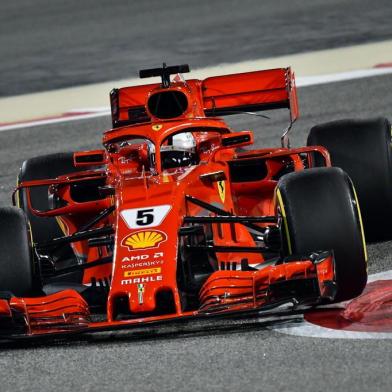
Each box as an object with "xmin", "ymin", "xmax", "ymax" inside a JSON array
[{"xmin": 0, "ymin": 252, "xmax": 335, "ymax": 340}]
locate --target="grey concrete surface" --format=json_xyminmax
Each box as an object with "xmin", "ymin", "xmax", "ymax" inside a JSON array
[
  {"xmin": 1, "ymin": 329, "xmax": 391, "ymax": 392},
  {"xmin": 0, "ymin": 75, "xmax": 391, "ymax": 392},
  {"xmin": 1, "ymin": 0, "xmax": 392, "ymax": 96}
]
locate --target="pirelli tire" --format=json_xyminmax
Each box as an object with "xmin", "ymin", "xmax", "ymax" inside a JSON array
[
  {"xmin": 17, "ymin": 152, "xmax": 79, "ymax": 244},
  {"xmin": 307, "ymin": 117, "xmax": 392, "ymax": 242},
  {"xmin": 17, "ymin": 152, "xmax": 83, "ymax": 283},
  {"xmin": 276, "ymin": 167, "xmax": 367, "ymax": 302},
  {"xmin": 0, "ymin": 207, "xmax": 35, "ymax": 297}
]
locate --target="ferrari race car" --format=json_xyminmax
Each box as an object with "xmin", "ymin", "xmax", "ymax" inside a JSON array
[{"xmin": 0, "ymin": 64, "xmax": 391, "ymax": 339}]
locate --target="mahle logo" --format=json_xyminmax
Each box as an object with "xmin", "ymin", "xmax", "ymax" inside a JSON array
[
  {"xmin": 122, "ymin": 230, "xmax": 167, "ymax": 250},
  {"xmin": 121, "ymin": 275, "xmax": 163, "ymax": 285}
]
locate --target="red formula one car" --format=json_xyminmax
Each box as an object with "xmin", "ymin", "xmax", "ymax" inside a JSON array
[{"xmin": 1, "ymin": 64, "xmax": 391, "ymax": 339}]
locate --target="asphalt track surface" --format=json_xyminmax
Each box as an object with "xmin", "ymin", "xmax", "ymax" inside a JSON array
[
  {"xmin": 0, "ymin": 73, "xmax": 391, "ymax": 392},
  {"xmin": 1, "ymin": 0, "xmax": 392, "ymax": 96}
]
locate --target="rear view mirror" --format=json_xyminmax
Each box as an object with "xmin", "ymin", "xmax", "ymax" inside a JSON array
[
  {"xmin": 221, "ymin": 131, "xmax": 253, "ymax": 148},
  {"xmin": 74, "ymin": 150, "xmax": 107, "ymax": 167}
]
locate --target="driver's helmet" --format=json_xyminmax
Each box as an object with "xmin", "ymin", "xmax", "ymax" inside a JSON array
[{"xmin": 161, "ymin": 132, "xmax": 199, "ymax": 169}]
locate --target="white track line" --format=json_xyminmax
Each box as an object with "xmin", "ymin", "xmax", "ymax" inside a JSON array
[
  {"xmin": 296, "ymin": 67, "xmax": 392, "ymax": 87},
  {"xmin": 273, "ymin": 322, "xmax": 392, "ymax": 340},
  {"xmin": 0, "ymin": 111, "xmax": 111, "ymax": 132}
]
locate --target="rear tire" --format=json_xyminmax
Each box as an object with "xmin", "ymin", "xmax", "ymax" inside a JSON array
[
  {"xmin": 276, "ymin": 167, "xmax": 367, "ymax": 302},
  {"xmin": 0, "ymin": 207, "xmax": 34, "ymax": 297},
  {"xmin": 307, "ymin": 117, "xmax": 392, "ymax": 241}
]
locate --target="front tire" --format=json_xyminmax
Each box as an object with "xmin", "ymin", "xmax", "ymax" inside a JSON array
[
  {"xmin": 0, "ymin": 207, "xmax": 35, "ymax": 297},
  {"xmin": 17, "ymin": 152, "xmax": 83, "ymax": 283},
  {"xmin": 276, "ymin": 167, "xmax": 367, "ymax": 302},
  {"xmin": 18, "ymin": 152, "xmax": 79, "ymax": 244}
]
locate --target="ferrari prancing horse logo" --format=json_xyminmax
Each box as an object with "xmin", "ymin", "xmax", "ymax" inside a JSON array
[
  {"xmin": 152, "ymin": 124, "xmax": 163, "ymax": 131},
  {"xmin": 217, "ymin": 180, "xmax": 225, "ymax": 203}
]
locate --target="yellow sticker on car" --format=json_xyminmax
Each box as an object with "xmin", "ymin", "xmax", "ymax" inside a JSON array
[
  {"xmin": 124, "ymin": 267, "xmax": 161, "ymax": 277},
  {"xmin": 152, "ymin": 124, "xmax": 163, "ymax": 131},
  {"xmin": 122, "ymin": 230, "xmax": 167, "ymax": 250},
  {"xmin": 218, "ymin": 180, "xmax": 225, "ymax": 203}
]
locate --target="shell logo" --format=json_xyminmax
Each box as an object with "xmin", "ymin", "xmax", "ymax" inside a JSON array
[{"xmin": 122, "ymin": 230, "xmax": 167, "ymax": 250}]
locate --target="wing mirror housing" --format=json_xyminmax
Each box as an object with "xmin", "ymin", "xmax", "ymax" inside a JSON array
[
  {"xmin": 221, "ymin": 131, "xmax": 254, "ymax": 148},
  {"xmin": 74, "ymin": 150, "xmax": 107, "ymax": 167}
]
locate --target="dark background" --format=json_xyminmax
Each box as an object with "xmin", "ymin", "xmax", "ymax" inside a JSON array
[{"xmin": 1, "ymin": 0, "xmax": 392, "ymax": 96}]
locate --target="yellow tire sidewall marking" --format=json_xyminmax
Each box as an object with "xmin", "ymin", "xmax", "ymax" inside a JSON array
[
  {"xmin": 351, "ymin": 184, "xmax": 368, "ymax": 263},
  {"xmin": 276, "ymin": 188, "xmax": 292, "ymax": 255}
]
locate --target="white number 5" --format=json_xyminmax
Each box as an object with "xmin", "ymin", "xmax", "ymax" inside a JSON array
[{"xmin": 120, "ymin": 205, "xmax": 171, "ymax": 229}]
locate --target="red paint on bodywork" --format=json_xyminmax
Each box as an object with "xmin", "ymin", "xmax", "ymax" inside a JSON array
[{"xmin": 3, "ymin": 66, "xmax": 342, "ymax": 337}]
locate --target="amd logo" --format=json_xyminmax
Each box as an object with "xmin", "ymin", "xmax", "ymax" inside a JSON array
[
  {"xmin": 122, "ymin": 255, "xmax": 149, "ymax": 261},
  {"xmin": 122, "ymin": 252, "xmax": 164, "ymax": 262}
]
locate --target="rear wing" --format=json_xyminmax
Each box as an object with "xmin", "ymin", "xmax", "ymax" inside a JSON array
[
  {"xmin": 110, "ymin": 83, "xmax": 159, "ymax": 128},
  {"xmin": 110, "ymin": 67, "xmax": 299, "ymax": 138},
  {"xmin": 203, "ymin": 68, "xmax": 298, "ymax": 122}
]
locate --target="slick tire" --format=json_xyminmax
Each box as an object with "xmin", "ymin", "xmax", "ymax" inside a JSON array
[
  {"xmin": 276, "ymin": 167, "xmax": 367, "ymax": 302},
  {"xmin": 307, "ymin": 117, "xmax": 392, "ymax": 242},
  {"xmin": 17, "ymin": 152, "xmax": 82, "ymax": 283},
  {"xmin": 0, "ymin": 207, "xmax": 34, "ymax": 297},
  {"xmin": 18, "ymin": 152, "xmax": 80, "ymax": 244}
]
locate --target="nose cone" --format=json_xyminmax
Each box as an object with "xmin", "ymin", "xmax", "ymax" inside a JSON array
[
  {"xmin": 107, "ymin": 189, "xmax": 183, "ymax": 321},
  {"xmin": 125, "ymin": 274, "xmax": 163, "ymax": 313}
]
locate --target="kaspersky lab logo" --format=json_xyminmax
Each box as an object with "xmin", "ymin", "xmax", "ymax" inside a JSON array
[{"xmin": 121, "ymin": 230, "xmax": 167, "ymax": 251}]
